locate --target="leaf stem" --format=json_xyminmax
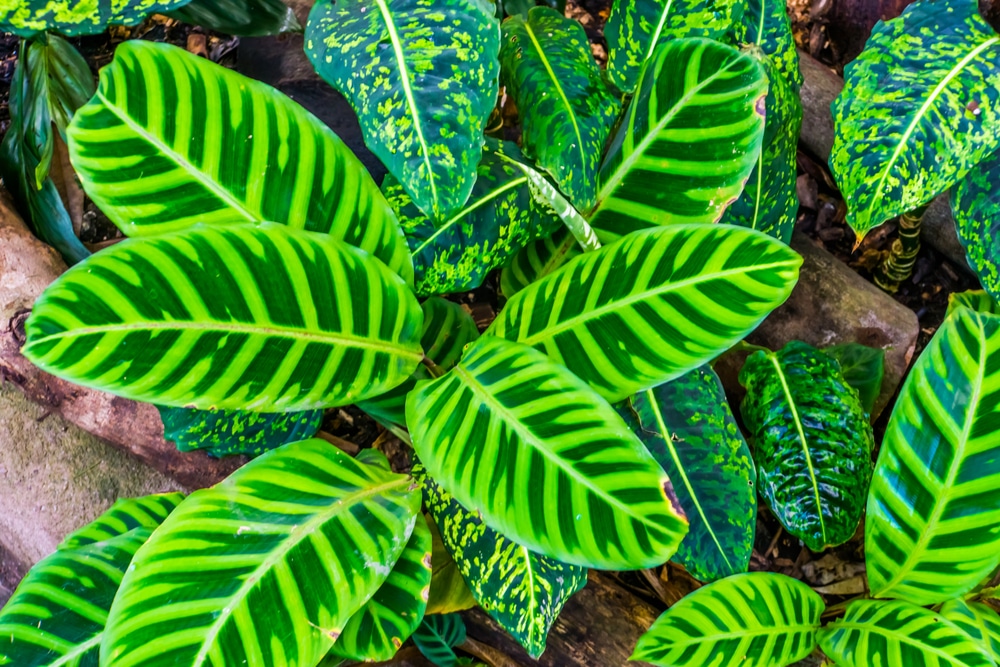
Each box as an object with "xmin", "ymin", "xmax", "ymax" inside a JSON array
[
  {"xmin": 873, "ymin": 203, "xmax": 928, "ymax": 293},
  {"xmin": 421, "ymin": 355, "xmax": 446, "ymax": 378}
]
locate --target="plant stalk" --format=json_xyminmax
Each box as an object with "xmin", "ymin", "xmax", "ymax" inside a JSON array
[{"xmin": 873, "ymin": 204, "xmax": 928, "ymax": 293}]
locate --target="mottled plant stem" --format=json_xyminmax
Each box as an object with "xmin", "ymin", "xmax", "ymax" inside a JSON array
[{"xmin": 874, "ymin": 204, "xmax": 929, "ymax": 293}]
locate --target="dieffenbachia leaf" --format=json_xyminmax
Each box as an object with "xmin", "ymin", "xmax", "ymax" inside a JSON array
[
  {"xmin": 590, "ymin": 38, "xmax": 767, "ymax": 242},
  {"xmin": 820, "ymin": 343, "xmax": 885, "ymax": 417},
  {"xmin": 167, "ymin": 0, "xmax": 301, "ymax": 36},
  {"xmin": 68, "ymin": 40, "xmax": 413, "ymax": 283},
  {"xmin": 632, "ymin": 572, "xmax": 824, "ymax": 666},
  {"xmin": 866, "ymin": 306, "xmax": 1000, "ymax": 604},
  {"xmin": 604, "ymin": 0, "xmax": 737, "ymax": 93},
  {"xmin": 412, "ymin": 613, "xmax": 467, "ymax": 667},
  {"xmin": 384, "ymin": 139, "xmax": 562, "ymax": 296},
  {"xmin": 101, "ymin": 439, "xmax": 421, "ymax": 666},
  {"xmin": 740, "ymin": 341, "xmax": 874, "ymax": 552},
  {"xmin": 59, "ymin": 493, "xmax": 184, "ymax": 550},
  {"xmin": 819, "ymin": 599, "xmax": 994, "ymax": 667},
  {"xmin": 24, "ymin": 224, "xmax": 424, "ymax": 412},
  {"xmin": 0, "ymin": 0, "xmax": 192, "ymax": 36},
  {"xmin": 500, "ymin": 227, "xmax": 582, "ymax": 298},
  {"xmin": 158, "ymin": 406, "xmax": 323, "ymax": 458},
  {"xmin": 489, "ymin": 224, "xmax": 801, "ymax": 403},
  {"xmin": 418, "ymin": 466, "xmax": 587, "ymax": 657},
  {"xmin": 830, "ymin": 0, "xmax": 1000, "ymax": 238},
  {"xmin": 947, "ymin": 290, "xmax": 1000, "ymax": 319},
  {"xmin": 500, "ymin": 7, "xmax": 621, "ymax": 210},
  {"xmin": 729, "ymin": 0, "xmax": 802, "ymax": 92},
  {"xmin": 304, "ymin": 0, "xmax": 500, "ymax": 220},
  {"xmin": 407, "ymin": 335, "xmax": 689, "ymax": 570},
  {"xmin": 620, "ymin": 366, "xmax": 756, "ymax": 582},
  {"xmin": 425, "ymin": 515, "xmax": 477, "ymax": 615},
  {"xmin": 953, "ymin": 148, "xmax": 1000, "ymax": 302},
  {"xmin": 941, "ymin": 599, "xmax": 1000, "ymax": 663}
]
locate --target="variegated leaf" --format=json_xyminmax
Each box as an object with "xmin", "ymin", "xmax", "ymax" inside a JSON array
[
  {"xmin": 0, "ymin": 0, "xmax": 192, "ymax": 36},
  {"xmin": 953, "ymin": 148, "xmax": 1000, "ymax": 303},
  {"xmin": 159, "ymin": 406, "xmax": 323, "ymax": 458},
  {"xmin": 425, "ymin": 515, "xmax": 476, "ymax": 615}
]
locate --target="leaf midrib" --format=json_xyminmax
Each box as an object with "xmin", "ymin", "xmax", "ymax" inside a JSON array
[
  {"xmin": 657, "ymin": 623, "xmax": 816, "ymax": 647},
  {"xmin": 830, "ymin": 619, "xmax": 979, "ymax": 666}
]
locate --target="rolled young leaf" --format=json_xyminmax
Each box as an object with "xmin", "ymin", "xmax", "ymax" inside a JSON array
[
  {"xmin": 407, "ymin": 335, "xmax": 689, "ymax": 570},
  {"xmin": 159, "ymin": 405, "xmax": 323, "ymax": 457},
  {"xmin": 23, "ymin": 224, "xmax": 424, "ymax": 412},
  {"xmin": 500, "ymin": 226, "xmax": 582, "ymax": 298},
  {"xmin": 59, "ymin": 493, "xmax": 184, "ymax": 550},
  {"xmin": 941, "ymin": 599, "xmax": 1000, "ymax": 663}
]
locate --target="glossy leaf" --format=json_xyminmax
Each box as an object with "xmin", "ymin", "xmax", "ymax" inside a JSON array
[
  {"xmin": 159, "ymin": 406, "xmax": 323, "ymax": 458},
  {"xmin": 830, "ymin": 0, "xmax": 1000, "ymax": 238},
  {"xmin": 632, "ymin": 572, "xmax": 824, "ymax": 666},
  {"xmin": 0, "ymin": 0, "xmax": 191, "ymax": 36},
  {"xmin": 412, "ymin": 613, "xmax": 467, "ymax": 667},
  {"xmin": 621, "ymin": 366, "xmax": 756, "ymax": 582},
  {"xmin": 305, "ymin": 0, "xmax": 500, "ymax": 220},
  {"xmin": 167, "ymin": 0, "xmax": 301, "ymax": 35},
  {"xmin": 68, "ymin": 40, "xmax": 413, "ymax": 282},
  {"xmin": 941, "ymin": 599, "xmax": 1000, "ymax": 663},
  {"xmin": 866, "ymin": 307, "xmax": 1000, "ymax": 604},
  {"xmin": 740, "ymin": 341, "xmax": 874, "ymax": 552},
  {"xmin": 384, "ymin": 139, "xmax": 561, "ymax": 296},
  {"xmin": 500, "ymin": 227, "xmax": 582, "ymax": 298},
  {"xmin": 591, "ymin": 38, "xmax": 767, "ymax": 242},
  {"xmin": 819, "ymin": 599, "xmax": 994, "ymax": 667},
  {"xmin": 425, "ymin": 515, "xmax": 477, "ymax": 615},
  {"xmin": 24, "ymin": 224, "xmax": 424, "ymax": 412},
  {"xmin": 101, "ymin": 438, "xmax": 421, "ymax": 667},
  {"xmin": 418, "ymin": 466, "xmax": 587, "ymax": 657},
  {"xmin": 953, "ymin": 148, "xmax": 1000, "ymax": 302},
  {"xmin": 489, "ymin": 223, "xmax": 801, "ymax": 402},
  {"xmin": 408, "ymin": 335, "xmax": 689, "ymax": 570},
  {"xmin": 729, "ymin": 0, "xmax": 802, "ymax": 91},
  {"xmin": 947, "ymin": 290, "xmax": 1000, "ymax": 318},
  {"xmin": 59, "ymin": 493, "xmax": 184, "ymax": 550},
  {"xmin": 604, "ymin": 0, "xmax": 737, "ymax": 93},
  {"xmin": 821, "ymin": 343, "xmax": 885, "ymax": 417},
  {"xmin": 500, "ymin": 7, "xmax": 620, "ymax": 209},
  {"xmin": 330, "ymin": 516, "xmax": 432, "ymax": 662}
]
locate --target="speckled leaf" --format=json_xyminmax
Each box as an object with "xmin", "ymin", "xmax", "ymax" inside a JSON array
[
  {"xmin": 500, "ymin": 7, "xmax": 620, "ymax": 210},
  {"xmin": 953, "ymin": 148, "xmax": 1000, "ymax": 302},
  {"xmin": 947, "ymin": 290, "xmax": 1000, "ymax": 318},
  {"xmin": 412, "ymin": 613, "xmax": 466, "ymax": 667},
  {"xmin": 384, "ymin": 139, "xmax": 562, "ymax": 296},
  {"xmin": 821, "ymin": 343, "xmax": 885, "ymax": 417},
  {"xmin": 500, "ymin": 227, "xmax": 582, "ymax": 298},
  {"xmin": 605, "ymin": 0, "xmax": 737, "ymax": 93},
  {"xmin": 941, "ymin": 599, "xmax": 1000, "ymax": 663},
  {"xmin": 740, "ymin": 341, "xmax": 874, "ymax": 552},
  {"xmin": 830, "ymin": 0, "xmax": 1000, "ymax": 238},
  {"xmin": 729, "ymin": 0, "xmax": 802, "ymax": 91},
  {"xmin": 58, "ymin": 493, "xmax": 183, "ymax": 550},
  {"xmin": 158, "ymin": 406, "xmax": 323, "ymax": 458},
  {"xmin": 0, "ymin": 0, "xmax": 192, "ymax": 36},
  {"xmin": 619, "ymin": 366, "xmax": 757, "ymax": 583},
  {"xmin": 417, "ymin": 465, "xmax": 587, "ymax": 658},
  {"xmin": 305, "ymin": 0, "xmax": 500, "ymax": 220},
  {"xmin": 591, "ymin": 38, "xmax": 767, "ymax": 242},
  {"xmin": 425, "ymin": 516, "xmax": 477, "ymax": 615}
]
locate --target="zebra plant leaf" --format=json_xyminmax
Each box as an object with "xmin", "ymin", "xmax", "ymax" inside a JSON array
[
  {"xmin": 101, "ymin": 438, "xmax": 421, "ymax": 667},
  {"xmin": 159, "ymin": 406, "xmax": 323, "ymax": 458},
  {"xmin": 818, "ymin": 599, "xmax": 995, "ymax": 667},
  {"xmin": 941, "ymin": 599, "xmax": 1000, "ymax": 663},
  {"xmin": 953, "ymin": 148, "xmax": 1000, "ymax": 303},
  {"xmin": 305, "ymin": 0, "xmax": 500, "ymax": 220},
  {"xmin": 412, "ymin": 613, "xmax": 467, "ymax": 667},
  {"xmin": 23, "ymin": 224, "xmax": 424, "ymax": 412},
  {"xmin": 59, "ymin": 493, "xmax": 184, "ymax": 550},
  {"xmin": 866, "ymin": 306, "xmax": 1000, "ymax": 605},
  {"xmin": 408, "ymin": 335, "xmax": 689, "ymax": 570},
  {"xmin": 330, "ymin": 516, "xmax": 432, "ymax": 662},
  {"xmin": 821, "ymin": 343, "xmax": 885, "ymax": 417},
  {"xmin": 604, "ymin": 0, "xmax": 737, "ymax": 93},
  {"xmin": 418, "ymin": 466, "xmax": 587, "ymax": 657},
  {"xmin": 947, "ymin": 290, "xmax": 1000, "ymax": 318},
  {"xmin": 489, "ymin": 224, "xmax": 801, "ymax": 402},
  {"xmin": 591, "ymin": 38, "xmax": 767, "ymax": 242},
  {"xmin": 68, "ymin": 40, "xmax": 413, "ymax": 282},
  {"xmin": 500, "ymin": 7, "xmax": 621, "ymax": 209},
  {"xmin": 620, "ymin": 366, "xmax": 757, "ymax": 583},
  {"xmin": 500, "ymin": 227, "xmax": 582, "ymax": 298},
  {"xmin": 0, "ymin": 0, "xmax": 192, "ymax": 36},
  {"xmin": 632, "ymin": 572, "xmax": 824, "ymax": 666},
  {"xmin": 740, "ymin": 341, "xmax": 874, "ymax": 552},
  {"xmin": 830, "ymin": 0, "xmax": 1000, "ymax": 238}
]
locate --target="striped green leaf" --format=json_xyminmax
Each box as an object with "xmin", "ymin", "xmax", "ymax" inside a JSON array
[
  {"xmin": 383, "ymin": 139, "xmax": 561, "ymax": 296},
  {"xmin": 0, "ymin": 529, "xmax": 150, "ymax": 666},
  {"xmin": 821, "ymin": 343, "xmax": 885, "ymax": 417},
  {"xmin": 412, "ymin": 613, "xmax": 466, "ymax": 667},
  {"xmin": 941, "ymin": 599, "xmax": 1000, "ymax": 663},
  {"xmin": 740, "ymin": 341, "xmax": 874, "ymax": 552},
  {"xmin": 0, "ymin": 0, "xmax": 191, "ymax": 36},
  {"xmin": 59, "ymin": 493, "xmax": 183, "ymax": 550},
  {"xmin": 489, "ymin": 223, "xmax": 801, "ymax": 403},
  {"xmin": 358, "ymin": 296, "xmax": 479, "ymax": 429},
  {"xmin": 830, "ymin": 0, "xmax": 1000, "ymax": 238},
  {"xmin": 866, "ymin": 306, "xmax": 1000, "ymax": 605},
  {"xmin": 166, "ymin": 0, "xmax": 301, "ymax": 36},
  {"xmin": 159, "ymin": 406, "xmax": 323, "ymax": 458},
  {"xmin": 620, "ymin": 366, "xmax": 757, "ymax": 583},
  {"xmin": 67, "ymin": 41, "xmax": 413, "ymax": 283},
  {"xmin": 604, "ymin": 0, "xmax": 737, "ymax": 93},
  {"xmin": 102, "ymin": 438, "xmax": 421, "ymax": 667},
  {"xmin": 418, "ymin": 466, "xmax": 587, "ymax": 657},
  {"xmin": 304, "ymin": 0, "xmax": 500, "ymax": 220},
  {"xmin": 408, "ymin": 335, "xmax": 689, "ymax": 570},
  {"xmin": 818, "ymin": 599, "xmax": 994, "ymax": 667},
  {"xmin": 330, "ymin": 515, "xmax": 432, "ymax": 662},
  {"xmin": 591, "ymin": 38, "xmax": 767, "ymax": 242},
  {"xmin": 948, "ymin": 290, "xmax": 1000, "ymax": 319},
  {"xmin": 500, "ymin": 7, "xmax": 621, "ymax": 210},
  {"xmin": 425, "ymin": 515, "xmax": 477, "ymax": 615},
  {"xmin": 500, "ymin": 227, "xmax": 582, "ymax": 298},
  {"xmin": 632, "ymin": 572, "xmax": 824, "ymax": 667},
  {"xmin": 953, "ymin": 148, "xmax": 1000, "ymax": 303},
  {"xmin": 23, "ymin": 224, "xmax": 424, "ymax": 412}
]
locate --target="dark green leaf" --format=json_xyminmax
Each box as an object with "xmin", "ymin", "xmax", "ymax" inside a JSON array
[
  {"xmin": 0, "ymin": 0, "xmax": 193, "ymax": 36},
  {"xmin": 59, "ymin": 493, "xmax": 184, "ymax": 550},
  {"xmin": 413, "ymin": 613, "xmax": 467, "ymax": 667},
  {"xmin": 729, "ymin": 0, "xmax": 802, "ymax": 92},
  {"xmin": 159, "ymin": 406, "xmax": 323, "ymax": 458},
  {"xmin": 953, "ymin": 148, "xmax": 1000, "ymax": 302},
  {"xmin": 167, "ymin": 0, "xmax": 301, "ymax": 35},
  {"xmin": 500, "ymin": 227, "xmax": 582, "ymax": 298},
  {"xmin": 820, "ymin": 343, "xmax": 885, "ymax": 417}
]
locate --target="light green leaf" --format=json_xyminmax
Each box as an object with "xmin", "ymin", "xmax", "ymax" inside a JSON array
[
  {"xmin": 953, "ymin": 148, "xmax": 1000, "ymax": 302},
  {"xmin": 304, "ymin": 0, "xmax": 500, "ymax": 220},
  {"xmin": 407, "ymin": 335, "xmax": 689, "ymax": 570},
  {"xmin": 821, "ymin": 343, "xmax": 885, "ymax": 417},
  {"xmin": 942, "ymin": 599, "xmax": 1000, "ymax": 664},
  {"xmin": 632, "ymin": 572, "xmax": 824, "ymax": 666},
  {"xmin": 866, "ymin": 306, "xmax": 1000, "ymax": 605},
  {"xmin": 500, "ymin": 227, "xmax": 582, "ymax": 298},
  {"xmin": 59, "ymin": 493, "xmax": 184, "ymax": 550},
  {"xmin": 101, "ymin": 438, "xmax": 421, "ymax": 667},
  {"xmin": 500, "ymin": 7, "xmax": 621, "ymax": 210},
  {"xmin": 167, "ymin": 0, "xmax": 301, "ymax": 36},
  {"xmin": 68, "ymin": 40, "xmax": 413, "ymax": 282},
  {"xmin": 0, "ymin": 0, "xmax": 192, "ymax": 36},
  {"xmin": 412, "ymin": 613, "xmax": 467, "ymax": 667},
  {"xmin": 591, "ymin": 38, "xmax": 767, "ymax": 242},
  {"xmin": 830, "ymin": 0, "xmax": 1000, "ymax": 238},
  {"xmin": 424, "ymin": 515, "xmax": 477, "ymax": 615},
  {"xmin": 489, "ymin": 223, "xmax": 801, "ymax": 403},
  {"xmin": 159, "ymin": 406, "xmax": 323, "ymax": 458},
  {"xmin": 24, "ymin": 224, "xmax": 424, "ymax": 412},
  {"xmin": 947, "ymin": 290, "xmax": 1000, "ymax": 319}
]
